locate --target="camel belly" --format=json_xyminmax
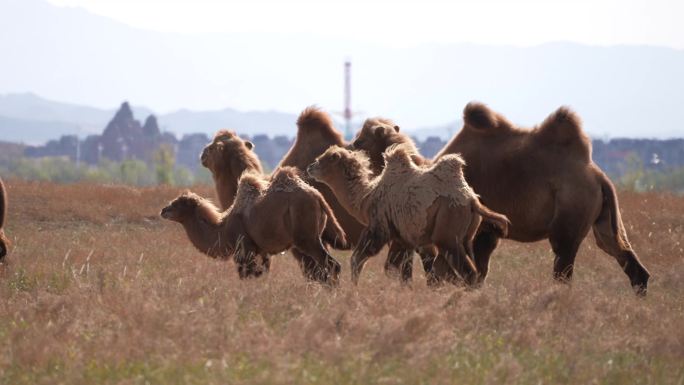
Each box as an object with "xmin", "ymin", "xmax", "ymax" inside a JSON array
[
  {"xmin": 468, "ymin": 174, "xmax": 555, "ymax": 243},
  {"xmin": 244, "ymin": 208, "xmax": 293, "ymax": 255}
]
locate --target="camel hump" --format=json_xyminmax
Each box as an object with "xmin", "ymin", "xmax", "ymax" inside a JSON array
[
  {"xmin": 536, "ymin": 106, "xmax": 591, "ymax": 161},
  {"xmin": 362, "ymin": 117, "xmax": 397, "ymax": 131},
  {"xmin": 539, "ymin": 106, "xmax": 582, "ymax": 138},
  {"xmin": 463, "ymin": 102, "xmax": 512, "ymax": 131},
  {"xmin": 297, "ymin": 106, "xmax": 335, "ymax": 132},
  {"xmin": 271, "ymin": 166, "xmax": 302, "ymax": 181},
  {"xmin": 238, "ymin": 170, "xmax": 267, "ymax": 190},
  {"xmin": 269, "ymin": 166, "xmax": 309, "ymax": 193},
  {"xmin": 213, "ymin": 129, "xmax": 238, "ymax": 141},
  {"xmin": 383, "ymin": 143, "xmax": 415, "ymax": 165},
  {"xmin": 235, "ymin": 171, "xmax": 268, "ymax": 206},
  {"xmin": 431, "ymin": 153, "xmax": 466, "ymax": 178}
]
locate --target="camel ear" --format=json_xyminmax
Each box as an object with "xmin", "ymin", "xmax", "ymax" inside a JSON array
[
  {"xmin": 244, "ymin": 141, "xmax": 254, "ymax": 150},
  {"xmin": 393, "ymin": 125, "xmax": 400, "ymax": 133}
]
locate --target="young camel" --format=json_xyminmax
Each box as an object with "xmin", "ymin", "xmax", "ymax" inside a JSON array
[
  {"xmin": 350, "ymin": 104, "xmax": 650, "ymax": 295},
  {"xmin": 307, "ymin": 145, "xmax": 509, "ymax": 285},
  {"xmin": 200, "ymin": 130, "xmax": 339, "ymax": 279},
  {"xmin": 0, "ymin": 177, "xmax": 9, "ymax": 260},
  {"xmin": 161, "ymin": 167, "xmax": 345, "ymax": 285},
  {"xmin": 348, "ymin": 118, "xmax": 465, "ymax": 284}
]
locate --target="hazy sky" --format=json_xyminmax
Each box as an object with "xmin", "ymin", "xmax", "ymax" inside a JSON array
[
  {"xmin": 2, "ymin": 0, "xmax": 682, "ymax": 138},
  {"xmin": 47, "ymin": 0, "xmax": 684, "ymax": 49}
]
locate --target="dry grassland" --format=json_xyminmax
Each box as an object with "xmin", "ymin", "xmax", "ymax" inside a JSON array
[{"xmin": 0, "ymin": 180, "xmax": 682, "ymax": 384}]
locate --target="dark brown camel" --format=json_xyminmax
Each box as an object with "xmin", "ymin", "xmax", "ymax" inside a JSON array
[{"xmin": 350, "ymin": 103, "xmax": 650, "ymax": 295}]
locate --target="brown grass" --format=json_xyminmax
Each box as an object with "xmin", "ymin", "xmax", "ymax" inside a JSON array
[{"xmin": 0, "ymin": 179, "xmax": 682, "ymax": 385}]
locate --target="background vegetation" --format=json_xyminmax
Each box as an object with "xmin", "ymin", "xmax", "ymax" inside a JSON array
[
  {"xmin": 1, "ymin": 148, "xmax": 683, "ymax": 193},
  {"xmin": 0, "ymin": 147, "xmax": 212, "ymax": 187}
]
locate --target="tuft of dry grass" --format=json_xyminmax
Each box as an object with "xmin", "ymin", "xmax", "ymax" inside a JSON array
[{"xmin": 0, "ymin": 179, "xmax": 682, "ymax": 385}]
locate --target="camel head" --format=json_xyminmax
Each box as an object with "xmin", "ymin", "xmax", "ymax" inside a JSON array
[
  {"xmin": 348, "ymin": 118, "xmax": 406, "ymax": 172},
  {"xmin": 307, "ymin": 146, "xmax": 372, "ymax": 185},
  {"xmin": 161, "ymin": 192, "xmax": 206, "ymax": 223},
  {"xmin": 200, "ymin": 130, "xmax": 257, "ymax": 176}
]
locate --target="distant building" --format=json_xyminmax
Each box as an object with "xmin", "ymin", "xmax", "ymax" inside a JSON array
[{"xmin": 22, "ymin": 103, "xmax": 684, "ymax": 178}]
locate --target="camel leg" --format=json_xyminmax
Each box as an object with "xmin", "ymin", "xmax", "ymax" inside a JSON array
[
  {"xmin": 239, "ymin": 254, "xmax": 270, "ymax": 278},
  {"xmin": 351, "ymin": 227, "xmax": 389, "ymax": 285},
  {"xmin": 384, "ymin": 241, "xmax": 414, "ymax": 283},
  {"xmin": 548, "ymin": 217, "xmax": 588, "ymax": 283},
  {"xmin": 234, "ymin": 243, "xmax": 268, "ymax": 280},
  {"xmin": 593, "ymin": 224, "xmax": 650, "ymax": 296},
  {"xmin": 294, "ymin": 239, "xmax": 341, "ymax": 286},
  {"xmin": 417, "ymin": 246, "xmax": 461, "ymax": 287},
  {"xmin": 291, "ymin": 249, "xmax": 323, "ymax": 282},
  {"xmin": 549, "ymin": 236, "xmax": 581, "ymax": 283},
  {"xmin": 428, "ymin": 253, "xmax": 463, "ymax": 287},
  {"xmin": 417, "ymin": 246, "xmax": 439, "ymax": 286},
  {"xmin": 472, "ymin": 229, "xmax": 501, "ymax": 284},
  {"xmin": 417, "ymin": 246, "xmax": 436, "ymax": 275},
  {"xmin": 260, "ymin": 254, "xmax": 271, "ymax": 273},
  {"xmin": 447, "ymin": 243, "xmax": 478, "ymax": 286}
]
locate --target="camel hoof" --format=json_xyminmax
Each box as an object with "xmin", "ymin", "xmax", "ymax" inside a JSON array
[{"xmin": 633, "ymin": 283, "xmax": 648, "ymax": 297}]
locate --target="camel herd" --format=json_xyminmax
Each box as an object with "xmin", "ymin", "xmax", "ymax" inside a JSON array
[
  {"xmin": 0, "ymin": 102, "xmax": 651, "ymax": 296},
  {"xmin": 162, "ymin": 102, "xmax": 650, "ymax": 295}
]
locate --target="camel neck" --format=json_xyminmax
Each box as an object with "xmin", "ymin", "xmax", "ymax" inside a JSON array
[
  {"xmin": 181, "ymin": 211, "xmax": 230, "ymax": 259},
  {"xmin": 335, "ymin": 172, "xmax": 373, "ymax": 225},
  {"xmin": 214, "ymin": 173, "xmax": 238, "ymax": 210}
]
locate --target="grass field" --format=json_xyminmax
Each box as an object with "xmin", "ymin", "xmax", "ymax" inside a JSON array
[{"xmin": 0, "ymin": 179, "xmax": 682, "ymax": 384}]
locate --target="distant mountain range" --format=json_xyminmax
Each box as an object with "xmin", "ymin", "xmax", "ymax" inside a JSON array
[
  {"xmin": 0, "ymin": 93, "xmax": 304, "ymax": 144},
  {"xmin": 0, "ymin": 93, "xmax": 458, "ymax": 144},
  {"xmin": 1, "ymin": 0, "xmax": 683, "ymax": 142}
]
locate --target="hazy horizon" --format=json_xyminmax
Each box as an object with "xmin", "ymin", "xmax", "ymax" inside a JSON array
[{"xmin": 1, "ymin": 0, "xmax": 683, "ymax": 140}]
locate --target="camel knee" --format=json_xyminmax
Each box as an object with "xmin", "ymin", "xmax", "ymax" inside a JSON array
[
  {"xmin": 384, "ymin": 246, "xmax": 413, "ymax": 282},
  {"xmin": 439, "ymin": 247, "xmax": 478, "ymax": 287},
  {"xmin": 350, "ymin": 245, "xmax": 381, "ymax": 284},
  {"xmin": 418, "ymin": 247, "xmax": 436, "ymax": 274},
  {"xmin": 549, "ymin": 231, "xmax": 582, "ymax": 283}
]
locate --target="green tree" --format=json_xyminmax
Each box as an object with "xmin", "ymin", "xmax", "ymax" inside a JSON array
[{"xmin": 154, "ymin": 145, "xmax": 175, "ymax": 185}]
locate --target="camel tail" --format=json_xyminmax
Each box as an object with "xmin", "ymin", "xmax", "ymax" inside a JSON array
[
  {"xmin": 472, "ymin": 199, "xmax": 510, "ymax": 238},
  {"xmin": 0, "ymin": 177, "xmax": 6, "ymax": 229},
  {"xmin": 593, "ymin": 169, "xmax": 650, "ymax": 295},
  {"xmin": 596, "ymin": 171, "xmax": 631, "ymax": 250},
  {"xmin": 319, "ymin": 195, "xmax": 348, "ymax": 249}
]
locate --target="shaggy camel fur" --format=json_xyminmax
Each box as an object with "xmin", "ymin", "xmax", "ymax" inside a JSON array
[
  {"xmin": 349, "ymin": 118, "xmax": 467, "ymax": 284},
  {"xmin": 351, "ymin": 103, "xmax": 650, "ymax": 295},
  {"xmin": 0, "ymin": 177, "xmax": 9, "ymax": 260},
  {"xmin": 281, "ymin": 108, "xmax": 437, "ymax": 284},
  {"xmin": 307, "ymin": 145, "xmax": 509, "ymax": 285},
  {"xmin": 161, "ymin": 167, "xmax": 345, "ymax": 285},
  {"xmin": 201, "ymin": 130, "xmax": 329, "ymax": 279}
]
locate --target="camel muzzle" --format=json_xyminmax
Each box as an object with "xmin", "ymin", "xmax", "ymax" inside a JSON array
[
  {"xmin": 306, "ymin": 164, "xmax": 318, "ymax": 179},
  {"xmin": 160, "ymin": 207, "xmax": 173, "ymax": 219}
]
